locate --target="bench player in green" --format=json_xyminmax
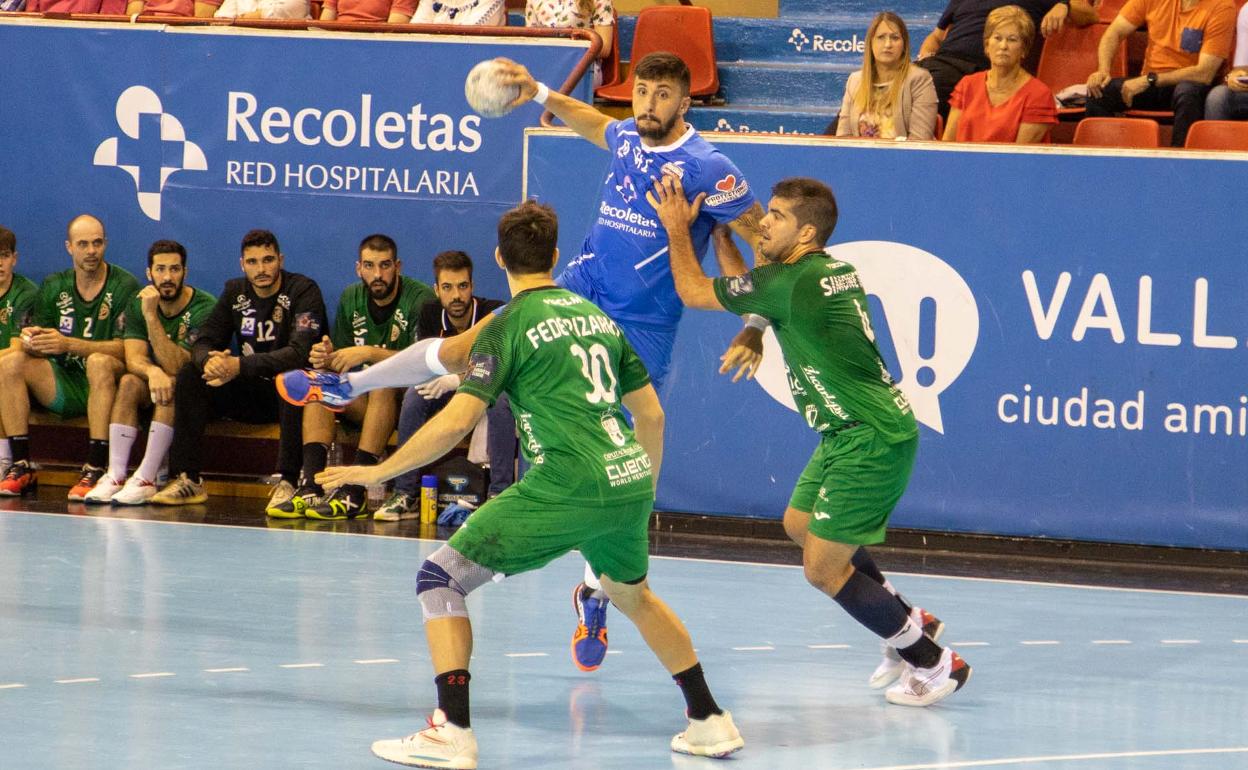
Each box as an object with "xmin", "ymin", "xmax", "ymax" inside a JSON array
[
  {"xmin": 317, "ymin": 201, "xmax": 743, "ymax": 768},
  {"xmin": 0, "ymin": 214, "xmax": 139, "ymax": 498},
  {"xmin": 81, "ymin": 240, "xmax": 216, "ymax": 504},
  {"xmin": 650, "ymin": 174, "xmax": 972, "ymax": 708},
  {"xmin": 0, "ymin": 226, "xmax": 40, "ymax": 483},
  {"xmin": 270, "ymin": 233, "xmax": 433, "ymax": 520}
]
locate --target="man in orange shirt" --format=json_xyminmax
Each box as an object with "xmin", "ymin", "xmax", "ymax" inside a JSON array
[{"xmin": 1085, "ymin": 0, "xmax": 1236, "ymax": 146}]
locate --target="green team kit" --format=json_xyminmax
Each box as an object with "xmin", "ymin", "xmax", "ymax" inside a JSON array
[
  {"xmin": 453, "ymin": 286, "xmax": 654, "ymax": 580},
  {"xmin": 33, "ymin": 264, "xmax": 140, "ymax": 417},
  {"xmin": 0, "ymin": 273, "xmax": 39, "ymax": 349},
  {"xmin": 713, "ymin": 251, "xmax": 919, "ymax": 545},
  {"xmin": 331, "ymin": 276, "xmax": 433, "ymax": 352},
  {"xmin": 121, "ymin": 287, "xmax": 218, "ymax": 351}
]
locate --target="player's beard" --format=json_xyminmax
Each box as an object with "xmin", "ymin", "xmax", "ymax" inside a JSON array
[
  {"xmin": 636, "ymin": 111, "xmax": 680, "ymax": 141},
  {"xmin": 158, "ymin": 278, "xmax": 184, "ymax": 301},
  {"xmin": 367, "ymin": 276, "xmax": 397, "ymax": 301}
]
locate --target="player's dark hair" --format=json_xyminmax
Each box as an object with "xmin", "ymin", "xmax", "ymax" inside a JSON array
[
  {"xmin": 147, "ymin": 239, "xmax": 187, "ymax": 269},
  {"xmin": 433, "ymin": 250, "xmax": 474, "ymax": 282},
  {"xmin": 771, "ymin": 177, "xmax": 839, "ymax": 246},
  {"xmin": 359, "ymin": 233, "xmax": 398, "ymax": 260},
  {"xmin": 497, "ymin": 201, "xmax": 558, "ymax": 276},
  {"xmin": 240, "ymin": 229, "xmax": 280, "ymax": 255},
  {"xmin": 0, "ymin": 226, "xmax": 15, "ymax": 254},
  {"xmin": 632, "ymin": 52, "xmax": 691, "ymax": 95}
]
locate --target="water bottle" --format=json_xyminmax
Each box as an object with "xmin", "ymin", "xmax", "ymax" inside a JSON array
[{"xmin": 420, "ymin": 475, "xmax": 438, "ymax": 524}]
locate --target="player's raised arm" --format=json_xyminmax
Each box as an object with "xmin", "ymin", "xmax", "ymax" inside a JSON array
[
  {"xmin": 649, "ymin": 176, "xmax": 722, "ymax": 311},
  {"xmin": 493, "ymin": 58, "xmax": 613, "ymax": 149}
]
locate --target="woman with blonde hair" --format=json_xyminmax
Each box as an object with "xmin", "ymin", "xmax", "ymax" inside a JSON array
[
  {"xmin": 943, "ymin": 4, "xmax": 1056, "ymax": 143},
  {"xmin": 835, "ymin": 11, "xmax": 938, "ymax": 140}
]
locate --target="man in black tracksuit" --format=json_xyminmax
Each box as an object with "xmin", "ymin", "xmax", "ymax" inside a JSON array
[{"xmin": 151, "ymin": 229, "xmax": 326, "ymax": 506}]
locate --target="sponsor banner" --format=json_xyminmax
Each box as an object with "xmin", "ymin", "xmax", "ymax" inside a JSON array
[
  {"xmin": 0, "ymin": 19, "xmax": 591, "ymax": 304},
  {"xmin": 526, "ymin": 131, "xmax": 1248, "ymax": 550}
]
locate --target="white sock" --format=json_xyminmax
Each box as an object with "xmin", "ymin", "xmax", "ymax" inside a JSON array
[
  {"xmin": 135, "ymin": 422, "xmax": 175, "ymax": 483},
  {"xmin": 346, "ymin": 338, "xmax": 446, "ymax": 395},
  {"xmin": 0, "ymin": 438, "xmax": 10, "ymax": 463},
  {"xmin": 108, "ymin": 424, "xmax": 139, "ymax": 482},
  {"xmin": 583, "ymin": 561, "xmax": 604, "ymax": 594},
  {"xmin": 886, "ymin": 618, "xmax": 923, "ymax": 650}
]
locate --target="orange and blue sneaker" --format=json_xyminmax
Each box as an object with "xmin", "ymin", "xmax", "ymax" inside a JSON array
[
  {"xmin": 571, "ymin": 582, "xmax": 610, "ymax": 671},
  {"xmin": 275, "ymin": 369, "xmax": 352, "ymax": 412},
  {"xmin": 0, "ymin": 460, "xmax": 37, "ymax": 497}
]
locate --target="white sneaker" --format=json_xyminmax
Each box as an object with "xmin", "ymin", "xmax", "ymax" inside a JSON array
[
  {"xmin": 371, "ymin": 709, "xmax": 477, "ymax": 768},
  {"xmin": 671, "ymin": 710, "xmax": 744, "ymax": 758},
  {"xmin": 885, "ymin": 648, "xmax": 972, "ymax": 707},
  {"xmin": 83, "ymin": 475, "xmax": 125, "ymax": 504},
  {"xmin": 0, "ymin": 458, "xmax": 12, "ymax": 481},
  {"xmin": 267, "ymin": 479, "xmax": 296, "ymax": 512},
  {"xmin": 374, "ymin": 491, "xmax": 419, "ymax": 522},
  {"xmin": 111, "ymin": 476, "xmax": 158, "ymax": 505},
  {"xmin": 870, "ymin": 606, "xmax": 946, "ymax": 689}
]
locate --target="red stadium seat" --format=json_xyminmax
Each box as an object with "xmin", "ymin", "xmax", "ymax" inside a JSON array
[
  {"xmin": 596, "ymin": 5, "xmax": 719, "ymax": 103},
  {"xmin": 1096, "ymin": 0, "xmax": 1128, "ymax": 22},
  {"xmin": 1073, "ymin": 116, "xmax": 1160, "ymax": 147},
  {"xmin": 1037, "ymin": 22, "xmax": 1128, "ymax": 118},
  {"xmin": 594, "ymin": 11, "xmax": 623, "ymax": 97},
  {"xmin": 1184, "ymin": 120, "xmax": 1248, "ymax": 150}
]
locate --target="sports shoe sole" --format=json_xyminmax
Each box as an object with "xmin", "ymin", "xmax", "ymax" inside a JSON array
[
  {"xmin": 885, "ymin": 660, "xmax": 973, "ymax": 707},
  {"xmin": 266, "ymin": 505, "xmax": 306, "ymax": 519},
  {"xmin": 275, "ymin": 373, "xmax": 345, "ymax": 412},
  {"xmin": 671, "ymin": 735, "xmax": 745, "ymax": 758},
  {"xmin": 870, "ymin": 612, "xmax": 946, "ymax": 690},
  {"xmin": 371, "ymin": 740, "xmax": 478, "ymax": 769},
  {"xmin": 570, "ymin": 583, "xmax": 608, "ymax": 672},
  {"xmin": 151, "ymin": 491, "xmax": 207, "ymax": 506}
]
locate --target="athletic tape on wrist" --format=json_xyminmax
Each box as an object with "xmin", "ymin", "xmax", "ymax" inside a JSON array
[
  {"xmin": 744, "ymin": 314, "xmax": 769, "ymax": 331},
  {"xmin": 533, "ymin": 82, "xmax": 550, "ymax": 106}
]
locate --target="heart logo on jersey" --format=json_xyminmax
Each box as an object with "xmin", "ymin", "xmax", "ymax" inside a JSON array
[{"xmin": 715, "ymin": 174, "xmax": 737, "ymax": 192}]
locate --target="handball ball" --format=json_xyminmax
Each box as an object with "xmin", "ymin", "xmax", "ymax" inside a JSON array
[{"xmin": 465, "ymin": 59, "xmax": 520, "ymax": 118}]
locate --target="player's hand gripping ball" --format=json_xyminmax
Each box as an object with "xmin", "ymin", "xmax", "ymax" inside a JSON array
[{"xmin": 465, "ymin": 59, "xmax": 520, "ymax": 118}]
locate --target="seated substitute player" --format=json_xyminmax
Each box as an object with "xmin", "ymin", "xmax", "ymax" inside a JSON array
[
  {"xmin": 374, "ymin": 249, "xmax": 517, "ymax": 522},
  {"xmin": 150, "ymin": 229, "xmax": 326, "ymax": 507},
  {"xmin": 317, "ymin": 201, "xmax": 743, "ymax": 768},
  {"xmin": 0, "ymin": 226, "xmax": 39, "ymax": 481},
  {"xmin": 650, "ymin": 174, "xmax": 971, "ymax": 707},
  {"xmin": 82, "ymin": 240, "xmax": 216, "ymax": 504},
  {"xmin": 268, "ymin": 234, "xmax": 433, "ymax": 520},
  {"xmin": 0, "ymin": 214, "xmax": 140, "ymax": 499},
  {"xmin": 496, "ymin": 51, "xmax": 768, "ymax": 671}
]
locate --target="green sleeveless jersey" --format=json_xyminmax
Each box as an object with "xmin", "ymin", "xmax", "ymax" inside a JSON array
[
  {"xmin": 330, "ymin": 276, "xmax": 433, "ymax": 351},
  {"xmin": 458, "ymin": 286, "xmax": 653, "ymax": 504},
  {"xmin": 0, "ymin": 273, "xmax": 39, "ymax": 349},
  {"xmin": 33, "ymin": 263, "xmax": 140, "ymax": 371},
  {"xmin": 122, "ymin": 287, "xmax": 217, "ymax": 350},
  {"xmin": 713, "ymin": 252, "xmax": 917, "ymax": 443}
]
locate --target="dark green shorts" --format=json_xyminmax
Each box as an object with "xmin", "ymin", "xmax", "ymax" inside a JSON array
[
  {"xmin": 46, "ymin": 359, "xmax": 89, "ymax": 418},
  {"xmin": 448, "ymin": 482, "xmax": 653, "ymax": 582},
  {"xmin": 788, "ymin": 424, "xmax": 917, "ymax": 545}
]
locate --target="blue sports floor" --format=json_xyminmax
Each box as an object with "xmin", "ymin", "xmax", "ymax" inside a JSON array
[{"xmin": 1, "ymin": 511, "xmax": 1246, "ymax": 770}]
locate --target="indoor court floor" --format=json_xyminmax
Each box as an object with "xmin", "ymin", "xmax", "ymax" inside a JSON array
[{"xmin": 1, "ymin": 503, "xmax": 1246, "ymax": 770}]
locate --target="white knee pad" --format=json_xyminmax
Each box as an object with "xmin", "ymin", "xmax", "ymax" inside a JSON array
[{"xmin": 416, "ymin": 545, "xmax": 496, "ymax": 622}]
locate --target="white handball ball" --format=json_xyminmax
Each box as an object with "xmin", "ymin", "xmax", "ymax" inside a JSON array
[{"xmin": 464, "ymin": 59, "xmax": 520, "ymax": 118}]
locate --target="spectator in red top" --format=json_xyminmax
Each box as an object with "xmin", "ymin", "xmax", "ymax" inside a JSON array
[
  {"xmin": 1085, "ymin": 0, "xmax": 1235, "ymax": 146},
  {"xmin": 319, "ymin": 0, "xmax": 414, "ymax": 22},
  {"xmin": 26, "ymin": 0, "xmax": 126, "ymax": 11},
  {"xmin": 126, "ymin": 0, "xmax": 218, "ymax": 16},
  {"xmin": 944, "ymin": 5, "xmax": 1057, "ymax": 142}
]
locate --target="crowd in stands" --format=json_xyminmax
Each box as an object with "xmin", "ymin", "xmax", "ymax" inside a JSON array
[{"xmin": 0, "ymin": 219, "xmax": 515, "ymax": 522}]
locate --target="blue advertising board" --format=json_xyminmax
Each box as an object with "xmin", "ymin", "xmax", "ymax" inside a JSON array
[
  {"xmin": 526, "ymin": 130, "xmax": 1248, "ymax": 550},
  {"xmin": 0, "ymin": 18, "xmax": 591, "ymax": 305}
]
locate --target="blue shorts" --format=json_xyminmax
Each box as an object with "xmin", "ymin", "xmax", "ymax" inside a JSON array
[{"xmin": 557, "ymin": 267, "xmax": 676, "ymax": 392}]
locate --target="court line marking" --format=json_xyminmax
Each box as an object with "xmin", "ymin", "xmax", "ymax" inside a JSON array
[
  {"xmin": 1021, "ymin": 640, "xmax": 1060, "ymax": 646},
  {"xmin": 0, "ymin": 683, "xmax": 26, "ymax": 689},
  {"xmin": 11, "ymin": 511, "xmax": 1247, "ymax": 600},
  {"xmin": 504, "ymin": 652, "xmax": 548, "ymax": 658},
  {"xmin": 204, "ymin": 667, "xmax": 249, "ymax": 673},
  {"xmin": 731, "ymin": 646, "xmax": 775, "ymax": 651},
  {"xmin": 354, "ymin": 659, "xmax": 400, "ymax": 665},
  {"xmin": 1161, "ymin": 639, "xmax": 1200, "ymax": 644},
  {"xmin": 1235, "ymin": 639, "xmax": 1248, "ymax": 643},
  {"xmin": 279, "ymin": 663, "xmax": 324, "ymax": 669},
  {"xmin": 54, "ymin": 678, "xmax": 99, "ymax": 684},
  {"xmin": 130, "ymin": 672, "xmax": 175, "ymax": 679},
  {"xmin": 850, "ymin": 745, "xmax": 1248, "ymax": 769},
  {"xmin": 605, "ymin": 650, "xmax": 623, "ymax": 655}
]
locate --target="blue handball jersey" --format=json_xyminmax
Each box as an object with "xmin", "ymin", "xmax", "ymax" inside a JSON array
[{"xmin": 558, "ymin": 119, "xmax": 756, "ymax": 331}]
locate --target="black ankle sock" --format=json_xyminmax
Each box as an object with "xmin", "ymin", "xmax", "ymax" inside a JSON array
[
  {"xmin": 435, "ymin": 669, "xmax": 471, "ymax": 727},
  {"xmin": 9, "ymin": 436, "xmax": 29, "ymax": 464},
  {"xmin": 87, "ymin": 439, "xmax": 108, "ymax": 469},
  {"xmin": 896, "ymin": 635, "xmax": 943, "ymax": 669},
  {"xmin": 673, "ymin": 663, "xmax": 722, "ymax": 721},
  {"xmin": 302, "ymin": 443, "xmax": 329, "ymax": 480},
  {"xmin": 356, "ymin": 449, "xmax": 381, "ymax": 466},
  {"xmin": 852, "ymin": 548, "xmax": 913, "ymax": 613}
]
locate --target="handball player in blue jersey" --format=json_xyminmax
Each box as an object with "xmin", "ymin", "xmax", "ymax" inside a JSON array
[{"xmin": 494, "ymin": 51, "xmax": 767, "ymax": 672}]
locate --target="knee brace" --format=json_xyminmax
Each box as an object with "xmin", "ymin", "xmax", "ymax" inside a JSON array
[{"xmin": 416, "ymin": 545, "xmax": 496, "ymax": 622}]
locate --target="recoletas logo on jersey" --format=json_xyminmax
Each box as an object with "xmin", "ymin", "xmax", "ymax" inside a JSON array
[
  {"xmin": 93, "ymin": 86, "xmax": 207, "ymax": 222},
  {"xmin": 754, "ymin": 241, "xmax": 978, "ymax": 434}
]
